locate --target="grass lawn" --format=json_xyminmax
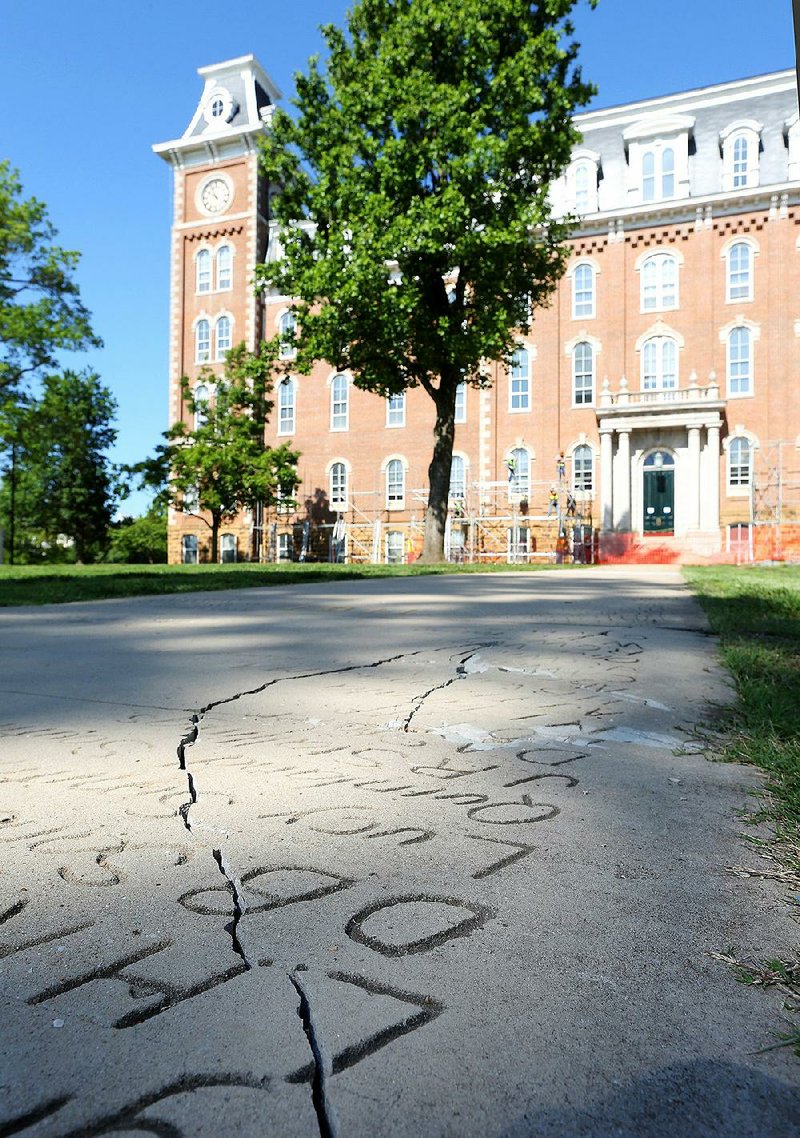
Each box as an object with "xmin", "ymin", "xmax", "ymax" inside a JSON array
[
  {"xmin": 0, "ymin": 559, "xmax": 566, "ymax": 606},
  {"xmin": 684, "ymin": 564, "xmax": 800, "ymax": 1054}
]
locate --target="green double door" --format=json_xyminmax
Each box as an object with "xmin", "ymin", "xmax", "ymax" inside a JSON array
[{"xmin": 643, "ymin": 468, "xmax": 675, "ymax": 534}]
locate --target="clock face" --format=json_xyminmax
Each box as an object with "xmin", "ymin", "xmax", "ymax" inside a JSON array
[{"xmin": 200, "ymin": 178, "xmax": 231, "ymax": 215}]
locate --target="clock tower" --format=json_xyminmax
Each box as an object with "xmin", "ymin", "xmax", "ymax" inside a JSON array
[{"xmin": 153, "ymin": 55, "xmax": 281, "ymax": 563}]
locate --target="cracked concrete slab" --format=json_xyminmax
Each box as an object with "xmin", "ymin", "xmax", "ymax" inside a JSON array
[{"xmin": 1, "ymin": 566, "xmax": 797, "ymax": 1137}]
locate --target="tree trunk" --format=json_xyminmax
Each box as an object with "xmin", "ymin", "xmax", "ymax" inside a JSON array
[
  {"xmin": 419, "ymin": 379, "xmax": 458, "ymax": 564},
  {"xmin": 211, "ymin": 512, "xmax": 220, "ymax": 564}
]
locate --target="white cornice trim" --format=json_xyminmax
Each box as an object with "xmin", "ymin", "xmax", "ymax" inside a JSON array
[
  {"xmin": 153, "ymin": 124, "xmax": 265, "ymax": 162},
  {"xmin": 623, "ymin": 113, "xmax": 696, "ymax": 142},
  {"xmin": 175, "ymin": 211, "xmax": 253, "ymax": 231},
  {"xmin": 576, "ymin": 70, "xmax": 796, "ymax": 131},
  {"xmin": 569, "ymin": 181, "xmax": 800, "ymax": 237}
]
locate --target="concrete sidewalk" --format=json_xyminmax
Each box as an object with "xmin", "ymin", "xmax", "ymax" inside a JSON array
[{"xmin": 1, "ymin": 567, "xmax": 797, "ymax": 1136}]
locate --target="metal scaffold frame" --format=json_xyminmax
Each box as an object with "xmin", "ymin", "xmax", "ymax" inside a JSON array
[
  {"xmin": 260, "ymin": 474, "xmax": 598, "ymax": 566},
  {"xmin": 749, "ymin": 440, "xmax": 800, "ymax": 562}
]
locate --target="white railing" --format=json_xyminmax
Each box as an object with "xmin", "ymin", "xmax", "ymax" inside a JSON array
[{"xmin": 599, "ymin": 373, "xmax": 722, "ymax": 407}]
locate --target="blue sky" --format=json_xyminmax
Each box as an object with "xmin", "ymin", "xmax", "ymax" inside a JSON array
[{"xmin": 2, "ymin": 0, "xmax": 796, "ymax": 515}]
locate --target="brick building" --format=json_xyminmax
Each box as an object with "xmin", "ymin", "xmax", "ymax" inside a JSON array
[{"xmin": 154, "ymin": 58, "xmax": 800, "ymax": 565}]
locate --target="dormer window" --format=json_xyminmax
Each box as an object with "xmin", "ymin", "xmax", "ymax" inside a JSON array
[
  {"xmin": 720, "ymin": 120, "xmax": 762, "ymax": 191},
  {"xmin": 566, "ymin": 149, "xmax": 600, "ymax": 214},
  {"xmin": 624, "ymin": 113, "xmax": 694, "ymax": 205},
  {"xmin": 642, "ymin": 144, "xmax": 675, "ymax": 202},
  {"xmin": 202, "ymin": 87, "xmax": 235, "ymax": 128}
]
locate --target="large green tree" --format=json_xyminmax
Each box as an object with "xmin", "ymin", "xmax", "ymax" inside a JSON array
[
  {"xmin": 0, "ymin": 370, "xmax": 119, "ymax": 563},
  {"xmin": 0, "ymin": 161, "xmax": 101, "ymax": 401},
  {"xmin": 258, "ymin": 0, "xmax": 595, "ymax": 561},
  {"xmin": 135, "ymin": 343, "xmax": 299, "ymax": 563}
]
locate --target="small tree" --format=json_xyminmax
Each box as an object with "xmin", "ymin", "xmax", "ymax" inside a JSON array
[
  {"xmin": 0, "ymin": 162, "xmax": 101, "ymax": 402},
  {"xmin": 108, "ymin": 501, "xmax": 168, "ymax": 564},
  {"xmin": 259, "ymin": 0, "xmax": 595, "ymax": 561},
  {"xmin": 0, "ymin": 370, "xmax": 119, "ymax": 563},
  {"xmin": 136, "ymin": 343, "xmax": 299, "ymax": 563}
]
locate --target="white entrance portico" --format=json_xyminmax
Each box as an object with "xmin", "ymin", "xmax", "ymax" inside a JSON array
[{"xmin": 597, "ymin": 373, "xmax": 725, "ymax": 550}]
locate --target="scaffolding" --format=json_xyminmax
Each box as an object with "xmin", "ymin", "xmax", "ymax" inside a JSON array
[
  {"xmin": 749, "ymin": 440, "xmax": 800, "ymax": 562},
  {"xmin": 260, "ymin": 474, "xmax": 598, "ymax": 566}
]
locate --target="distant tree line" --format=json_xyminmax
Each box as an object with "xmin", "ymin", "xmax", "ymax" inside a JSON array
[{"xmin": 0, "ymin": 162, "xmax": 296, "ymax": 565}]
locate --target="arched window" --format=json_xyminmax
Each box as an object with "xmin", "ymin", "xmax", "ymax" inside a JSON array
[
  {"xmin": 642, "ymin": 337, "xmax": 677, "ymax": 390},
  {"xmin": 330, "ymin": 462, "xmax": 347, "ymax": 508},
  {"xmin": 508, "ymin": 447, "xmax": 530, "ymax": 499},
  {"xmin": 195, "ymin": 319, "xmax": 210, "ymax": 363},
  {"xmin": 215, "ymin": 315, "xmax": 231, "ymax": 359},
  {"xmin": 572, "ymin": 264, "xmax": 594, "ymax": 318},
  {"xmin": 573, "ymin": 445, "xmax": 593, "ymax": 493},
  {"xmin": 728, "ymin": 437, "xmax": 752, "ymax": 487},
  {"xmin": 727, "ymin": 242, "xmax": 752, "ymax": 301},
  {"xmin": 641, "ymin": 253, "xmax": 678, "ymax": 311},
  {"xmin": 661, "ymin": 147, "xmax": 675, "ymax": 197},
  {"xmin": 642, "ymin": 150, "xmax": 656, "ymax": 202},
  {"xmin": 278, "ymin": 378, "xmax": 295, "ymax": 435},
  {"xmin": 572, "ymin": 342, "xmax": 594, "ymax": 405},
  {"xmin": 733, "ymin": 136, "xmax": 749, "ymax": 187},
  {"xmin": 721, "ymin": 122, "xmax": 761, "ymax": 190},
  {"xmin": 216, "ymin": 245, "xmax": 232, "ymax": 290},
  {"xmin": 279, "ymin": 311, "xmax": 296, "ymax": 359},
  {"xmin": 196, "ymin": 249, "xmax": 211, "ymax": 294},
  {"xmin": 728, "ymin": 327, "xmax": 752, "ymax": 396},
  {"xmin": 642, "ymin": 147, "xmax": 675, "ymax": 202},
  {"xmin": 449, "ymin": 455, "xmax": 466, "ymax": 502},
  {"xmin": 574, "ymin": 163, "xmax": 590, "ymax": 212},
  {"xmin": 193, "ymin": 383, "xmax": 209, "ymax": 430},
  {"xmin": 510, "ymin": 346, "xmax": 530, "ymax": 411},
  {"xmin": 330, "ymin": 373, "xmax": 349, "ymax": 430},
  {"xmin": 386, "ymin": 459, "xmax": 405, "ymax": 507}
]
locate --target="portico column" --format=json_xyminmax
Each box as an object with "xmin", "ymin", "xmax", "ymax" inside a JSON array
[
  {"xmin": 687, "ymin": 426, "xmax": 701, "ymax": 530},
  {"xmin": 600, "ymin": 429, "xmax": 614, "ymax": 530},
  {"xmin": 706, "ymin": 425, "xmax": 721, "ymax": 532},
  {"xmin": 615, "ymin": 429, "xmax": 631, "ymax": 530}
]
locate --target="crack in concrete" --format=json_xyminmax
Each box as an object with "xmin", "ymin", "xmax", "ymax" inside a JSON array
[
  {"xmin": 197, "ymin": 650, "xmax": 423, "ymax": 718},
  {"xmin": 166, "ymin": 648, "xmax": 431, "ymax": 1089},
  {"xmin": 289, "ymin": 970, "xmax": 339, "ymax": 1138},
  {"xmin": 212, "ymin": 849, "xmax": 251, "ymax": 971},
  {"xmin": 402, "ymin": 647, "xmax": 488, "ymax": 733}
]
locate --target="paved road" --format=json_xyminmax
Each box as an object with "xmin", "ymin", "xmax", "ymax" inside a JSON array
[{"xmin": 1, "ymin": 567, "xmax": 797, "ymax": 1137}]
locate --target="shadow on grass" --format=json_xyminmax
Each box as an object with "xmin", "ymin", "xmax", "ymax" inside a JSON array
[
  {"xmin": 0, "ymin": 561, "xmax": 568, "ymax": 607},
  {"xmin": 684, "ymin": 565, "xmax": 800, "ymax": 828}
]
